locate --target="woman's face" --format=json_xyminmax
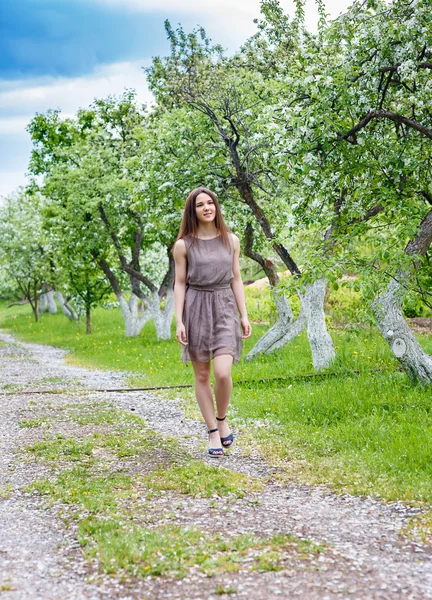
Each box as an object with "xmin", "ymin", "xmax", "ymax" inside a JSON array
[{"xmin": 195, "ymin": 192, "xmax": 216, "ymax": 224}]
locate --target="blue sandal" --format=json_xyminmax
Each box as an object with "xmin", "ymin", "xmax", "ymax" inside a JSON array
[
  {"xmin": 208, "ymin": 427, "xmax": 223, "ymax": 457},
  {"xmin": 216, "ymin": 416, "xmax": 234, "ymax": 448}
]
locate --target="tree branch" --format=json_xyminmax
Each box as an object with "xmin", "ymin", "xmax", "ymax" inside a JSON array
[
  {"xmin": 96, "ymin": 256, "xmax": 123, "ymax": 297},
  {"xmin": 338, "ymin": 110, "xmax": 432, "ymax": 143},
  {"xmin": 159, "ymin": 245, "xmax": 175, "ymax": 298},
  {"xmin": 121, "ymin": 265, "xmax": 157, "ymax": 293},
  {"xmin": 244, "ymin": 223, "xmax": 280, "ymax": 287},
  {"xmin": 98, "ymin": 204, "xmax": 127, "ymax": 268},
  {"xmin": 131, "ymin": 218, "xmax": 143, "ymax": 268},
  {"xmin": 405, "ymin": 209, "xmax": 432, "ymax": 257},
  {"xmin": 380, "ymin": 61, "xmax": 432, "ymax": 73},
  {"xmin": 379, "ymin": 71, "xmax": 393, "ymax": 110}
]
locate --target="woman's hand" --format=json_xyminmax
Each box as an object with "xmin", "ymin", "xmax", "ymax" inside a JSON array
[
  {"xmin": 176, "ymin": 322, "xmax": 188, "ymax": 345},
  {"xmin": 241, "ymin": 316, "xmax": 252, "ymax": 339}
]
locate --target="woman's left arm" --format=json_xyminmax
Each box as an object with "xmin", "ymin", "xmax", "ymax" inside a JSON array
[{"xmin": 230, "ymin": 234, "xmax": 252, "ymax": 339}]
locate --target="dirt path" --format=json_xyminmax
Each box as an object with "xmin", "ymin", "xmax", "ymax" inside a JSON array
[{"xmin": 0, "ymin": 332, "xmax": 431, "ymax": 600}]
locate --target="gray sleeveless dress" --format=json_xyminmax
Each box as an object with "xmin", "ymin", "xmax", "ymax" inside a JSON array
[{"xmin": 181, "ymin": 234, "xmax": 242, "ymax": 365}]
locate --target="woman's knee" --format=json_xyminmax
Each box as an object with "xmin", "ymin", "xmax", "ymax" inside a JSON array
[
  {"xmin": 194, "ymin": 365, "xmax": 211, "ymax": 385},
  {"xmin": 214, "ymin": 370, "xmax": 232, "ymax": 385}
]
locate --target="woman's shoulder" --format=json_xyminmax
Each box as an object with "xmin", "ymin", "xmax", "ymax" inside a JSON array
[
  {"xmin": 173, "ymin": 238, "xmax": 187, "ymax": 256},
  {"xmin": 229, "ymin": 232, "xmax": 240, "ymax": 248}
]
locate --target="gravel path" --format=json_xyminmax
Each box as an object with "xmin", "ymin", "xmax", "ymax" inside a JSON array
[{"xmin": 0, "ymin": 331, "xmax": 431, "ymax": 600}]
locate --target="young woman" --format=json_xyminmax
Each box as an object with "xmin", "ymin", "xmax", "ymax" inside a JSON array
[{"xmin": 173, "ymin": 187, "xmax": 252, "ymax": 456}]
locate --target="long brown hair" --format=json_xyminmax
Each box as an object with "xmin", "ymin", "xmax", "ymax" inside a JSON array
[{"xmin": 177, "ymin": 187, "xmax": 231, "ymax": 248}]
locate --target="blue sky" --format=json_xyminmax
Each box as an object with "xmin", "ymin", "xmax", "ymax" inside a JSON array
[
  {"xmin": 0, "ymin": 0, "xmax": 179, "ymax": 80},
  {"xmin": 0, "ymin": 0, "xmax": 350, "ymax": 199}
]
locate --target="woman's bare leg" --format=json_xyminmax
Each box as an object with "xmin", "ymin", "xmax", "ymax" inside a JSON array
[
  {"xmin": 213, "ymin": 354, "xmax": 233, "ymax": 444},
  {"xmin": 191, "ymin": 360, "xmax": 221, "ymax": 450}
]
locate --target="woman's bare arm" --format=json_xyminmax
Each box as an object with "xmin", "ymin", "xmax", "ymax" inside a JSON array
[
  {"xmin": 230, "ymin": 234, "xmax": 252, "ymax": 339},
  {"xmin": 173, "ymin": 239, "xmax": 188, "ymax": 345}
]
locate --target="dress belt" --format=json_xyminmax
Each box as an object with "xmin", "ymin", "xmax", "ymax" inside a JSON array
[{"xmin": 188, "ymin": 283, "xmax": 232, "ymax": 292}]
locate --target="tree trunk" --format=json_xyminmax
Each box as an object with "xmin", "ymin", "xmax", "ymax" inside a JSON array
[
  {"xmin": 38, "ymin": 292, "xmax": 48, "ymax": 313},
  {"xmin": 304, "ymin": 277, "xmax": 336, "ymax": 370},
  {"xmin": 7, "ymin": 298, "xmax": 29, "ymax": 308},
  {"xmin": 152, "ymin": 287, "xmax": 175, "ymax": 340},
  {"xmin": 98, "ymin": 257, "xmax": 151, "ymax": 337},
  {"xmin": 373, "ymin": 278, "xmax": 432, "ymax": 384},
  {"xmin": 247, "ymin": 289, "xmax": 308, "ymax": 358},
  {"xmin": 247, "ymin": 278, "xmax": 335, "ymax": 369},
  {"xmin": 47, "ymin": 289, "xmax": 57, "ymax": 313},
  {"xmin": 246, "ymin": 290, "xmax": 294, "ymax": 359},
  {"xmin": 56, "ymin": 291, "xmax": 78, "ymax": 321},
  {"xmin": 33, "ymin": 281, "xmax": 39, "ymax": 322},
  {"xmin": 86, "ymin": 307, "xmax": 91, "ymax": 334},
  {"xmin": 118, "ymin": 293, "xmax": 152, "ymax": 337},
  {"xmin": 372, "ymin": 208, "xmax": 432, "ymax": 384}
]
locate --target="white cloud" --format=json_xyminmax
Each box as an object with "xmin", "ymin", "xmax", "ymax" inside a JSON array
[
  {"xmin": 0, "ymin": 59, "xmax": 153, "ymax": 126},
  {"xmin": 0, "ymin": 59, "xmax": 154, "ymax": 197},
  {"xmin": 0, "ymin": 171, "xmax": 28, "ymax": 203},
  {"xmin": 90, "ymin": 0, "xmax": 352, "ymax": 31},
  {"xmin": 0, "ymin": 116, "xmax": 33, "ymax": 136}
]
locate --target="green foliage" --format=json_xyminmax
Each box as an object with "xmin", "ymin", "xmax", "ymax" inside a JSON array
[
  {"xmin": 326, "ymin": 282, "xmax": 364, "ymax": 324},
  {"xmin": 244, "ymin": 286, "xmax": 278, "ymax": 324},
  {"xmin": 0, "ymin": 190, "xmax": 50, "ymax": 317},
  {"xmin": 402, "ymin": 511, "xmax": 432, "ymax": 545},
  {"xmin": 29, "ymin": 468, "xmax": 133, "ymax": 513},
  {"xmin": 245, "ymin": 279, "xmax": 366, "ymax": 325},
  {"xmin": 403, "ymin": 289, "xmax": 432, "ymax": 319}
]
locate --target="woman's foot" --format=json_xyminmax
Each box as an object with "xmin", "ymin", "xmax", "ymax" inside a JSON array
[
  {"xmin": 216, "ymin": 416, "xmax": 234, "ymax": 447},
  {"xmin": 208, "ymin": 428, "xmax": 223, "ymax": 457}
]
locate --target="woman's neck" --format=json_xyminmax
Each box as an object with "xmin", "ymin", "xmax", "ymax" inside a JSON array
[{"xmin": 197, "ymin": 224, "xmax": 219, "ymax": 239}]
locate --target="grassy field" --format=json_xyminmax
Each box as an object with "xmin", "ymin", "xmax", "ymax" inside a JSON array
[{"xmin": 1, "ymin": 299, "xmax": 432, "ymax": 506}]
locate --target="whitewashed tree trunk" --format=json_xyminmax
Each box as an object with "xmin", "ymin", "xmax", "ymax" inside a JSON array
[
  {"xmin": 373, "ymin": 278, "xmax": 432, "ymax": 384},
  {"xmin": 118, "ymin": 293, "xmax": 152, "ymax": 337},
  {"xmin": 304, "ymin": 277, "xmax": 336, "ymax": 370},
  {"xmin": 247, "ymin": 277, "xmax": 335, "ymax": 369},
  {"xmin": 151, "ymin": 287, "xmax": 175, "ymax": 340},
  {"xmin": 56, "ymin": 292, "xmax": 78, "ymax": 321},
  {"xmin": 246, "ymin": 291, "xmax": 294, "ymax": 359},
  {"xmin": 47, "ymin": 290, "xmax": 57, "ymax": 313},
  {"xmin": 38, "ymin": 292, "xmax": 48, "ymax": 313}
]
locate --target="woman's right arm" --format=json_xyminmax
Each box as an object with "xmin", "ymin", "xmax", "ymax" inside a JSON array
[{"xmin": 173, "ymin": 239, "xmax": 188, "ymax": 345}]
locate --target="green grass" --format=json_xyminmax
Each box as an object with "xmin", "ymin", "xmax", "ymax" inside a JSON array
[
  {"xmin": 144, "ymin": 460, "xmax": 262, "ymax": 498},
  {"xmin": 77, "ymin": 521, "xmax": 321, "ymax": 579},
  {"xmin": 19, "ymin": 418, "xmax": 50, "ymax": 428},
  {"xmin": 232, "ymin": 371, "xmax": 432, "ymax": 502},
  {"xmin": 214, "ymin": 585, "xmax": 238, "ymax": 595},
  {"xmin": 68, "ymin": 407, "xmax": 144, "ymax": 427},
  {"xmin": 2, "ymin": 300, "xmax": 432, "ymax": 506},
  {"xmin": 0, "ymin": 485, "xmax": 13, "ymax": 499},
  {"xmin": 402, "ymin": 511, "xmax": 432, "ymax": 544},
  {"xmin": 28, "ymin": 467, "xmax": 134, "ymax": 513},
  {"xmin": 27, "ymin": 436, "xmax": 95, "ymax": 462}
]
